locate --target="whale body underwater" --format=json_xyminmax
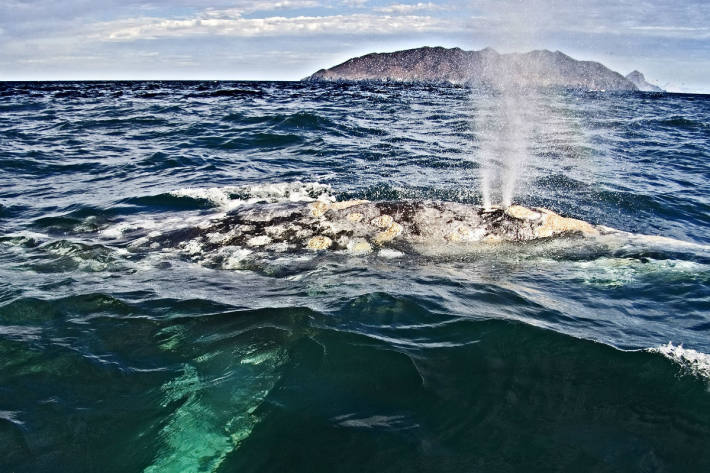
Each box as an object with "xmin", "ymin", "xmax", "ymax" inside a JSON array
[{"xmin": 127, "ymin": 197, "xmax": 705, "ymax": 266}]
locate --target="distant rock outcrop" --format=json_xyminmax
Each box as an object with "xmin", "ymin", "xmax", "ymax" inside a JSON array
[
  {"xmin": 304, "ymin": 46, "xmax": 639, "ymax": 91},
  {"xmin": 625, "ymin": 70, "xmax": 664, "ymax": 92}
]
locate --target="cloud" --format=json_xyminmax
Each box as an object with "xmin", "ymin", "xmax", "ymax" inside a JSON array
[
  {"xmin": 4, "ymin": 1, "xmax": 709, "ymax": 44},
  {"xmin": 99, "ymin": 12, "xmax": 458, "ymax": 41},
  {"xmin": 1, "ymin": 0, "xmax": 709, "ymax": 88},
  {"xmin": 205, "ymin": 0, "xmax": 322, "ymax": 16},
  {"xmin": 374, "ymin": 3, "xmax": 447, "ymax": 14},
  {"xmin": 628, "ymin": 25, "xmax": 710, "ymax": 39},
  {"xmin": 340, "ymin": 0, "xmax": 368, "ymax": 7}
]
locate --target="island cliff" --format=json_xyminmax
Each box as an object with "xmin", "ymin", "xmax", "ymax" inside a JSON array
[
  {"xmin": 305, "ymin": 46, "xmax": 655, "ymax": 91},
  {"xmin": 625, "ymin": 70, "xmax": 664, "ymax": 92}
]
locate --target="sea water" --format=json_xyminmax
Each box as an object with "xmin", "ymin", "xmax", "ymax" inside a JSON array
[{"xmin": 1, "ymin": 81, "xmax": 709, "ymax": 472}]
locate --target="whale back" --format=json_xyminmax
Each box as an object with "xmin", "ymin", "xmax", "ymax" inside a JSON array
[{"xmin": 142, "ymin": 200, "xmax": 603, "ymax": 259}]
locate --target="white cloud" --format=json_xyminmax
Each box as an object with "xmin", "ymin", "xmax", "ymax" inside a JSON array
[
  {"xmin": 374, "ymin": 3, "xmax": 446, "ymax": 14},
  {"xmin": 1, "ymin": 0, "xmax": 709, "ymax": 87},
  {"xmin": 17, "ymin": 54, "xmax": 104, "ymax": 65},
  {"xmin": 631, "ymin": 26, "xmax": 706, "ymax": 31},
  {"xmin": 99, "ymin": 12, "xmax": 458, "ymax": 41},
  {"xmin": 204, "ymin": 0, "xmax": 322, "ymax": 16},
  {"xmin": 628, "ymin": 25, "xmax": 710, "ymax": 38},
  {"xmin": 340, "ymin": 0, "xmax": 368, "ymax": 7}
]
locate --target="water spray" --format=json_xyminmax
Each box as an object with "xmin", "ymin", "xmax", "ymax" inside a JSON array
[{"xmin": 475, "ymin": 1, "xmax": 549, "ymax": 208}]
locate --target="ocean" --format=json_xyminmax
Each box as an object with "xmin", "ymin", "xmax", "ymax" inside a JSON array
[{"xmin": 1, "ymin": 80, "xmax": 709, "ymax": 472}]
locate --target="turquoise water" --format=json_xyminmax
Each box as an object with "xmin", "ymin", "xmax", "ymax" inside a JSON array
[{"xmin": 1, "ymin": 81, "xmax": 709, "ymax": 472}]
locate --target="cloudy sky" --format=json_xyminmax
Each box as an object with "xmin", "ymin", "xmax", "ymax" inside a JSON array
[{"xmin": 1, "ymin": 0, "xmax": 708, "ymax": 92}]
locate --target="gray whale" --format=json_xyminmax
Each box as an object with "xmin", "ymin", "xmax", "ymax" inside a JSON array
[
  {"xmin": 141, "ymin": 199, "xmax": 621, "ymax": 259},
  {"xmin": 124, "ymin": 195, "xmax": 709, "ymax": 274}
]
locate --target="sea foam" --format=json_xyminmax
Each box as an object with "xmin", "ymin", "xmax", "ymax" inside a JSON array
[
  {"xmin": 169, "ymin": 181, "xmax": 334, "ymax": 210},
  {"xmin": 650, "ymin": 342, "xmax": 710, "ymax": 380}
]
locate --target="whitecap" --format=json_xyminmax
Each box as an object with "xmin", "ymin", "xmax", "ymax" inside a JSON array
[
  {"xmin": 649, "ymin": 342, "xmax": 710, "ymax": 379},
  {"xmin": 169, "ymin": 181, "xmax": 334, "ymax": 211}
]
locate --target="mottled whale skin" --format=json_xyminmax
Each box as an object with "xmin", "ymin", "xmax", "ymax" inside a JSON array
[{"xmin": 148, "ymin": 199, "xmax": 617, "ymax": 259}]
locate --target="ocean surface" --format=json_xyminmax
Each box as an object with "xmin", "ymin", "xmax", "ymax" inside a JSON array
[{"xmin": 1, "ymin": 81, "xmax": 709, "ymax": 472}]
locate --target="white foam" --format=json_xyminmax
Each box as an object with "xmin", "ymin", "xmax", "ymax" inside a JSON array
[
  {"xmin": 129, "ymin": 251, "xmax": 175, "ymax": 272},
  {"xmin": 2, "ymin": 231, "xmax": 49, "ymax": 242},
  {"xmin": 128, "ymin": 237, "xmax": 150, "ymax": 248},
  {"xmin": 379, "ymin": 248, "xmax": 404, "ymax": 259},
  {"xmin": 169, "ymin": 181, "xmax": 334, "ymax": 211},
  {"xmin": 221, "ymin": 247, "xmax": 253, "ymax": 270},
  {"xmin": 182, "ymin": 240, "xmax": 203, "ymax": 255},
  {"xmin": 206, "ymin": 231, "xmax": 229, "ymax": 244},
  {"xmin": 267, "ymin": 242, "xmax": 292, "ymax": 253},
  {"xmin": 627, "ymin": 233, "xmax": 710, "ymax": 252},
  {"xmin": 104, "ymin": 183, "xmax": 330, "ymax": 249},
  {"xmin": 572, "ymin": 257, "xmax": 708, "ymax": 287},
  {"xmin": 650, "ymin": 342, "xmax": 710, "ymax": 379},
  {"xmin": 247, "ymin": 235, "xmax": 271, "ymax": 247},
  {"xmin": 101, "ymin": 217, "xmax": 183, "ymax": 239}
]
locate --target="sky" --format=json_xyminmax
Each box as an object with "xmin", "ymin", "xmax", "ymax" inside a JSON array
[{"xmin": 1, "ymin": 0, "xmax": 709, "ymax": 92}]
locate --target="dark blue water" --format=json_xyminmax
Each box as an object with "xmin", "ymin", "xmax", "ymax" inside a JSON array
[{"xmin": 1, "ymin": 81, "xmax": 710, "ymax": 472}]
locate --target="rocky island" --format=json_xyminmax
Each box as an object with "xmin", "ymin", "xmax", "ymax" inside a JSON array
[
  {"xmin": 625, "ymin": 70, "xmax": 664, "ymax": 92},
  {"xmin": 305, "ymin": 46, "xmax": 664, "ymax": 92}
]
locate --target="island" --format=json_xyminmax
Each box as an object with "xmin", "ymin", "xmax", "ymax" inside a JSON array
[
  {"xmin": 304, "ymin": 46, "xmax": 664, "ymax": 92},
  {"xmin": 625, "ymin": 70, "xmax": 664, "ymax": 92}
]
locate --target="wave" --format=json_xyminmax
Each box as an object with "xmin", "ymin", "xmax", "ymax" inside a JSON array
[
  {"xmin": 131, "ymin": 152, "xmax": 214, "ymax": 173},
  {"xmin": 5, "ymin": 292, "xmax": 709, "ymax": 471},
  {"xmin": 97, "ymin": 182, "xmax": 335, "ymax": 241},
  {"xmin": 123, "ymin": 192, "xmax": 216, "ymax": 211},
  {"xmin": 168, "ymin": 182, "xmax": 334, "ymax": 210},
  {"xmin": 651, "ymin": 116, "xmax": 709, "ymax": 131},
  {"xmin": 219, "ymin": 111, "xmax": 377, "ymax": 139},
  {"xmin": 650, "ymin": 342, "xmax": 710, "ymax": 379},
  {"xmin": 191, "ymin": 88, "xmax": 264, "ymax": 98},
  {"xmin": 0, "ymin": 102, "xmax": 46, "ymax": 113},
  {"xmin": 60, "ymin": 116, "xmax": 170, "ymax": 130},
  {"xmin": 26, "ymin": 240, "xmax": 121, "ymax": 273},
  {"xmin": 186, "ymin": 132, "xmax": 305, "ymax": 150}
]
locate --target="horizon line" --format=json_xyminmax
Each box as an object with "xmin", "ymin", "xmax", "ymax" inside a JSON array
[{"xmin": 1, "ymin": 78, "xmax": 707, "ymax": 95}]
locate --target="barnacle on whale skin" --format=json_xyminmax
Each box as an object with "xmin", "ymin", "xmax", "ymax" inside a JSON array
[
  {"xmin": 306, "ymin": 235, "xmax": 333, "ymax": 250},
  {"xmin": 347, "ymin": 238, "xmax": 372, "ymax": 254},
  {"xmin": 331, "ymin": 200, "xmax": 368, "ymax": 211},
  {"xmin": 447, "ymin": 224, "xmax": 485, "ymax": 243},
  {"xmin": 311, "ymin": 199, "xmax": 368, "ymax": 217},
  {"xmin": 505, "ymin": 204, "xmax": 598, "ymax": 238},
  {"xmin": 310, "ymin": 201, "xmax": 330, "ymax": 217},
  {"xmin": 505, "ymin": 205, "xmax": 542, "ymax": 221},
  {"xmin": 535, "ymin": 213, "xmax": 599, "ymax": 238},
  {"xmin": 371, "ymin": 215, "xmax": 394, "ymax": 228},
  {"xmin": 374, "ymin": 222, "xmax": 403, "ymax": 244},
  {"xmin": 347, "ymin": 212, "xmax": 364, "ymax": 223}
]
